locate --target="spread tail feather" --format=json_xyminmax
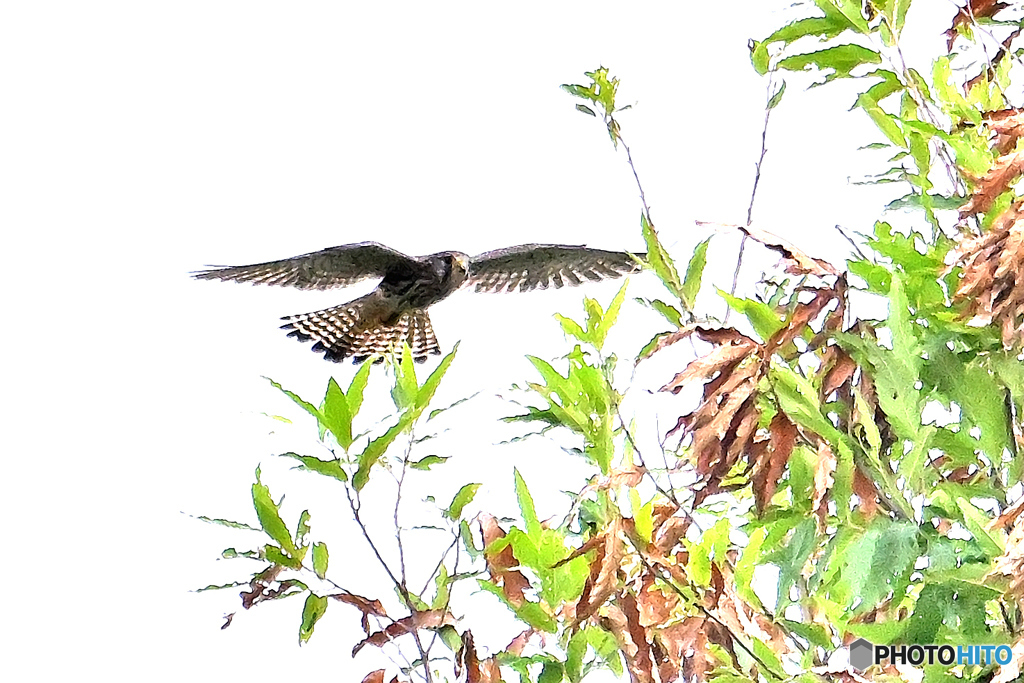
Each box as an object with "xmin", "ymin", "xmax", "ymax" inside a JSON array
[{"xmin": 281, "ymin": 296, "xmax": 441, "ymax": 363}]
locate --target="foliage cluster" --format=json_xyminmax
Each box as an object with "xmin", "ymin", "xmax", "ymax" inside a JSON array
[{"xmin": 197, "ymin": 2, "xmax": 1024, "ymax": 681}]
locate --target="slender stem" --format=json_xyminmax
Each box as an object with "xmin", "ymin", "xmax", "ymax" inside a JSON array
[
  {"xmin": 346, "ymin": 483, "xmax": 434, "ymax": 683},
  {"xmin": 727, "ymin": 77, "xmax": 775, "ymax": 322},
  {"xmin": 622, "ymin": 139, "xmax": 653, "ymax": 224}
]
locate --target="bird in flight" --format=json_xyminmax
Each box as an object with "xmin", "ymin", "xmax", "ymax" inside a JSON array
[{"xmin": 194, "ymin": 242, "xmax": 644, "ymax": 363}]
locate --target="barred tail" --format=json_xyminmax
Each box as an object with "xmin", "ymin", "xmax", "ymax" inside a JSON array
[{"xmin": 281, "ymin": 296, "xmax": 441, "ymax": 363}]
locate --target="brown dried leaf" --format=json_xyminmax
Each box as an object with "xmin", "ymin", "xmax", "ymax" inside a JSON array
[
  {"xmin": 637, "ymin": 571, "xmax": 679, "ymax": 627},
  {"xmin": 660, "ymin": 336, "xmax": 757, "ymax": 394},
  {"xmin": 473, "ymin": 659, "xmax": 502, "ymax": 683},
  {"xmin": 739, "ymin": 225, "xmax": 839, "ymax": 276},
  {"xmin": 751, "ymin": 413, "xmax": 798, "ymax": 515},
  {"xmin": 988, "ymin": 512, "xmax": 1024, "ymax": 600},
  {"xmin": 504, "ymin": 629, "xmax": 533, "ymax": 656},
  {"xmin": 361, "ymin": 670, "xmax": 386, "ymax": 683},
  {"xmin": 959, "ymin": 148, "xmax": 1024, "ymax": 218},
  {"xmin": 724, "ymin": 398, "xmax": 761, "ymax": 468},
  {"xmin": 766, "ymin": 287, "xmax": 840, "ymax": 354},
  {"xmin": 993, "ymin": 636, "xmax": 1024, "ymax": 683},
  {"xmin": 985, "ymin": 106, "xmax": 1024, "ymax": 155},
  {"xmin": 852, "ymin": 467, "xmax": 880, "ymax": 518},
  {"xmin": 812, "ymin": 441, "xmax": 838, "ymax": 528},
  {"xmin": 693, "ymin": 381, "xmax": 758, "ymax": 479},
  {"xmin": 617, "ymin": 591, "xmax": 656, "ymax": 683},
  {"xmin": 480, "ymin": 513, "xmax": 530, "ymax": 606},
  {"xmin": 352, "ymin": 609, "xmax": 454, "ymax": 656},
  {"xmin": 461, "ymin": 630, "xmax": 504, "ymax": 683},
  {"xmin": 579, "ymin": 466, "xmax": 648, "ymax": 500},
  {"xmin": 658, "ymin": 617, "xmax": 715, "ymax": 683},
  {"xmin": 822, "ymin": 348, "xmax": 857, "ymax": 398},
  {"xmin": 949, "ymin": 205, "xmax": 1024, "ymax": 346},
  {"xmin": 710, "ymin": 564, "xmax": 796, "ymax": 660},
  {"xmin": 653, "ymin": 515, "xmax": 691, "ymax": 555},
  {"xmin": 991, "ymin": 496, "xmax": 1024, "ymax": 530},
  {"xmin": 552, "ymin": 534, "xmax": 605, "ymax": 569},
  {"xmin": 331, "ymin": 591, "xmax": 388, "ymax": 633},
  {"xmin": 636, "ymin": 323, "xmax": 700, "ymax": 364},
  {"xmin": 574, "ymin": 518, "xmax": 625, "ymax": 623},
  {"xmin": 946, "ymin": 0, "xmax": 1011, "ymax": 51}
]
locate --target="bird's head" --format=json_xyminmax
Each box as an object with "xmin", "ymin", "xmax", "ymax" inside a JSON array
[
  {"xmin": 448, "ymin": 252, "xmax": 471, "ymax": 276},
  {"xmin": 432, "ymin": 251, "xmax": 470, "ymax": 291}
]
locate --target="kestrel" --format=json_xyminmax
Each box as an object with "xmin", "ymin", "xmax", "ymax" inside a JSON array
[{"xmin": 194, "ymin": 242, "xmax": 644, "ymax": 363}]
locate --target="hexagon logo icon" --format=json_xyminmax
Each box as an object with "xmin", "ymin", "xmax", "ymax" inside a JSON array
[{"xmin": 849, "ymin": 638, "xmax": 874, "ymax": 671}]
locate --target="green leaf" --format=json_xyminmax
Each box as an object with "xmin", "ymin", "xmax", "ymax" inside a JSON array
[
  {"xmin": 515, "ymin": 469, "xmax": 541, "ymax": 540},
  {"xmin": 681, "ymin": 237, "xmax": 710, "ymax": 311},
  {"xmin": 764, "ymin": 15, "xmax": 851, "ymax": 46},
  {"xmin": 409, "ymin": 455, "xmax": 450, "ymax": 470},
  {"xmin": 353, "ymin": 415, "xmax": 411, "ymax": 491},
  {"xmin": 252, "ymin": 467, "xmax": 296, "ymax": 555},
  {"xmin": 416, "ymin": 343, "xmax": 459, "ymax": 412},
  {"xmin": 312, "ymin": 542, "xmax": 329, "ymax": 579},
  {"xmin": 280, "ymin": 452, "xmax": 348, "ymax": 483},
  {"xmin": 565, "ymin": 629, "xmax": 587, "ymax": 682},
  {"xmin": 750, "ymin": 39, "xmax": 769, "ymax": 75},
  {"xmin": 955, "ymin": 496, "xmax": 1004, "ymax": 557},
  {"xmin": 265, "ymin": 544, "xmax": 303, "ymax": 570},
  {"xmin": 391, "ymin": 343, "xmax": 419, "ymax": 411},
  {"xmin": 586, "ymin": 626, "xmax": 623, "ymax": 676},
  {"xmin": 856, "ymin": 91, "xmax": 906, "ymax": 148},
  {"xmin": 575, "ymin": 103, "xmax": 596, "ymax": 117},
  {"xmin": 295, "ymin": 509, "xmax": 311, "ymax": 548},
  {"xmin": 476, "ymin": 580, "xmax": 557, "ymax": 632},
  {"xmin": 641, "ymin": 214, "xmax": 684, "ymax": 301},
  {"xmin": 829, "ymin": 519, "xmax": 919, "ymax": 612},
  {"xmin": 718, "ymin": 290, "xmax": 785, "ymax": 342},
  {"xmin": 431, "ymin": 564, "xmax": 451, "ymax": 609},
  {"xmin": 905, "ymin": 580, "xmax": 999, "ymax": 644},
  {"xmin": 778, "ymin": 44, "xmax": 882, "ymax": 82},
  {"xmin": 768, "ymin": 518, "xmax": 817, "ymax": 610},
  {"xmin": 770, "ymin": 363, "xmax": 853, "ymax": 463},
  {"xmin": 538, "ymin": 661, "xmax": 564, "ymax": 683},
  {"xmin": 768, "ymin": 80, "xmax": 787, "ymax": 110},
  {"xmin": 644, "ymin": 298, "xmax": 683, "ymax": 327},
  {"xmin": 195, "ymin": 580, "xmax": 249, "ymax": 592},
  {"xmin": 820, "ymin": 0, "xmax": 870, "ymax": 33},
  {"xmin": 555, "ymin": 314, "xmax": 588, "ymax": 344},
  {"xmin": 322, "ymin": 378, "xmax": 354, "ymax": 449},
  {"xmin": 590, "ymin": 281, "xmax": 628, "ymax": 350},
  {"xmin": 267, "ymin": 378, "xmax": 322, "ymax": 422},
  {"xmin": 632, "ymin": 492, "xmax": 655, "ymax": 544},
  {"xmin": 446, "ymin": 483, "xmax": 482, "ymax": 520},
  {"xmin": 194, "ymin": 515, "xmax": 259, "ymax": 531},
  {"xmin": 299, "ymin": 593, "xmax": 328, "ymax": 644}
]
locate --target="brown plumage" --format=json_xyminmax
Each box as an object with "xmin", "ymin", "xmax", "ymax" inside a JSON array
[{"xmin": 194, "ymin": 241, "xmax": 644, "ymax": 363}]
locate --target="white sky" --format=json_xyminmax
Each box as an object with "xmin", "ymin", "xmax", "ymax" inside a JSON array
[{"xmin": 4, "ymin": 1, "xmax": 956, "ymax": 680}]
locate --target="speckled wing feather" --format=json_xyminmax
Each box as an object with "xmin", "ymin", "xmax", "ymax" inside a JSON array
[
  {"xmin": 467, "ymin": 244, "xmax": 644, "ymax": 293},
  {"xmin": 192, "ymin": 242, "xmax": 414, "ymax": 291},
  {"xmin": 281, "ymin": 295, "xmax": 441, "ymax": 363}
]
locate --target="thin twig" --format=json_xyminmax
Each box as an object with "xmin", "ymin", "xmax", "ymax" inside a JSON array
[
  {"xmin": 395, "ymin": 435, "xmax": 414, "ymax": 595},
  {"xmin": 346, "ymin": 482, "xmax": 435, "ymax": 683},
  {"xmin": 727, "ymin": 77, "xmax": 776, "ymax": 322},
  {"xmin": 622, "ymin": 139, "xmax": 653, "ymax": 223},
  {"xmin": 834, "ymin": 224, "xmax": 870, "ymax": 261}
]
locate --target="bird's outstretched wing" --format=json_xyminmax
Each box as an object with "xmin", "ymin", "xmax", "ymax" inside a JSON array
[
  {"xmin": 192, "ymin": 242, "xmax": 414, "ymax": 290},
  {"xmin": 467, "ymin": 244, "xmax": 644, "ymax": 293}
]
